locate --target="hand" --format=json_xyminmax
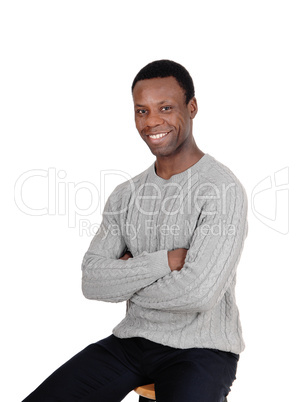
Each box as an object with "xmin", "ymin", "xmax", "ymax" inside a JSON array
[
  {"xmin": 119, "ymin": 251, "xmax": 133, "ymax": 260},
  {"xmin": 167, "ymin": 248, "xmax": 188, "ymax": 272}
]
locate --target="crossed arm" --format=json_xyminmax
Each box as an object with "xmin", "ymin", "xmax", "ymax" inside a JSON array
[
  {"xmin": 120, "ymin": 248, "xmax": 188, "ymax": 272},
  {"xmin": 82, "ymin": 180, "xmax": 248, "ymax": 313},
  {"xmin": 81, "ymin": 221, "xmax": 186, "ymax": 303}
]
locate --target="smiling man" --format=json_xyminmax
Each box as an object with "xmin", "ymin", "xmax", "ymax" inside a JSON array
[
  {"xmin": 133, "ymin": 75, "xmax": 202, "ymax": 170},
  {"xmin": 23, "ymin": 60, "xmax": 248, "ymax": 402}
]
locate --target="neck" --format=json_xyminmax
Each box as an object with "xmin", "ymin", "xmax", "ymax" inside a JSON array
[{"xmin": 155, "ymin": 143, "xmax": 205, "ymax": 180}]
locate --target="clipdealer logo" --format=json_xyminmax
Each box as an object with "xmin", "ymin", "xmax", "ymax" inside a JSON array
[{"xmin": 14, "ymin": 165, "xmax": 290, "ymax": 236}]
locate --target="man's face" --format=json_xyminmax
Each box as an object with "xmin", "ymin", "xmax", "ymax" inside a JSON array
[{"xmin": 132, "ymin": 76, "xmax": 197, "ymax": 158}]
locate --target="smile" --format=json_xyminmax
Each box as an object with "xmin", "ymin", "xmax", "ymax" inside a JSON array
[{"xmin": 148, "ymin": 132, "xmax": 169, "ymax": 139}]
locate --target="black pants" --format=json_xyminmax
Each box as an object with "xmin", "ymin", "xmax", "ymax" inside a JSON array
[{"xmin": 23, "ymin": 335, "xmax": 239, "ymax": 402}]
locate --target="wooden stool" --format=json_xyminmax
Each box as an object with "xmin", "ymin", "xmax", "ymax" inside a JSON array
[
  {"xmin": 134, "ymin": 383, "xmax": 156, "ymax": 401},
  {"xmin": 134, "ymin": 383, "xmax": 229, "ymax": 401}
]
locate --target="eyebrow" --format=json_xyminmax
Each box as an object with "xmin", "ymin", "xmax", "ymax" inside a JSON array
[{"xmin": 135, "ymin": 100, "xmax": 171, "ymax": 107}]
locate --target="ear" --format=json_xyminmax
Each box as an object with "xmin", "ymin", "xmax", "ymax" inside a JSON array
[{"xmin": 188, "ymin": 97, "xmax": 198, "ymax": 119}]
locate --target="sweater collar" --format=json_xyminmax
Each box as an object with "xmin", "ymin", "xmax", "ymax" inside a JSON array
[{"xmin": 148, "ymin": 153, "xmax": 212, "ymax": 185}]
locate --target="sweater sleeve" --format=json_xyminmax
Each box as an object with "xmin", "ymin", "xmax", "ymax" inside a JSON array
[
  {"xmin": 130, "ymin": 181, "xmax": 248, "ymax": 313},
  {"xmin": 81, "ymin": 188, "xmax": 171, "ymax": 303}
]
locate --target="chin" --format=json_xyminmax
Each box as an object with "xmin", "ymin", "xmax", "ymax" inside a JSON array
[{"xmin": 148, "ymin": 148, "xmax": 169, "ymax": 157}]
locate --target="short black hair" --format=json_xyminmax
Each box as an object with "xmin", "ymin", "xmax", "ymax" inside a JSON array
[{"xmin": 131, "ymin": 59, "xmax": 195, "ymax": 104}]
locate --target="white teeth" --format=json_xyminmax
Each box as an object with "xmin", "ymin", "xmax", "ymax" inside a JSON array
[{"xmin": 149, "ymin": 132, "xmax": 168, "ymax": 139}]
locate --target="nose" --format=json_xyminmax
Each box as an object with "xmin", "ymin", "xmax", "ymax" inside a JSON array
[{"xmin": 145, "ymin": 111, "xmax": 165, "ymax": 128}]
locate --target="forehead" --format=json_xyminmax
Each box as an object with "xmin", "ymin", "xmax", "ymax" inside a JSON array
[{"xmin": 132, "ymin": 76, "xmax": 186, "ymax": 104}]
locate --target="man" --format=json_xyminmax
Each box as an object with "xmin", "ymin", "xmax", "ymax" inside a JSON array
[{"xmin": 23, "ymin": 60, "xmax": 248, "ymax": 401}]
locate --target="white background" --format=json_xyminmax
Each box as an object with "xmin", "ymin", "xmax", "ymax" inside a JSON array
[{"xmin": 1, "ymin": 1, "xmax": 302, "ymax": 401}]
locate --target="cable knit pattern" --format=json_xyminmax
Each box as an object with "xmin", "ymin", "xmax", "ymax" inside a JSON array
[{"xmin": 82, "ymin": 154, "xmax": 248, "ymax": 353}]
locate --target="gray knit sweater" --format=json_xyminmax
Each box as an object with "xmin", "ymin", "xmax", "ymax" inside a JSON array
[{"xmin": 82, "ymin": 153, "xmax": 248, "ymax": 353}]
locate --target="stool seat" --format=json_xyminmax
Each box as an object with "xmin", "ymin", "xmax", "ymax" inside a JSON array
[
  {"xmin": 134, "ymin": 383, "xmax": 228, "ymax": 401},
  {"xmin": 134, "ymin": 383, "xmax": 156, "ymax": 400}
]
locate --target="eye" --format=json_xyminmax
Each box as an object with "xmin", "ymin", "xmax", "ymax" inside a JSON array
[
  {"xmin": 161, "ymin": 106, "xmax": 172, "ymax": 112},
  {"xmin": 136, "ymin": 109, "xmax": 147, "ymax": 115}
]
